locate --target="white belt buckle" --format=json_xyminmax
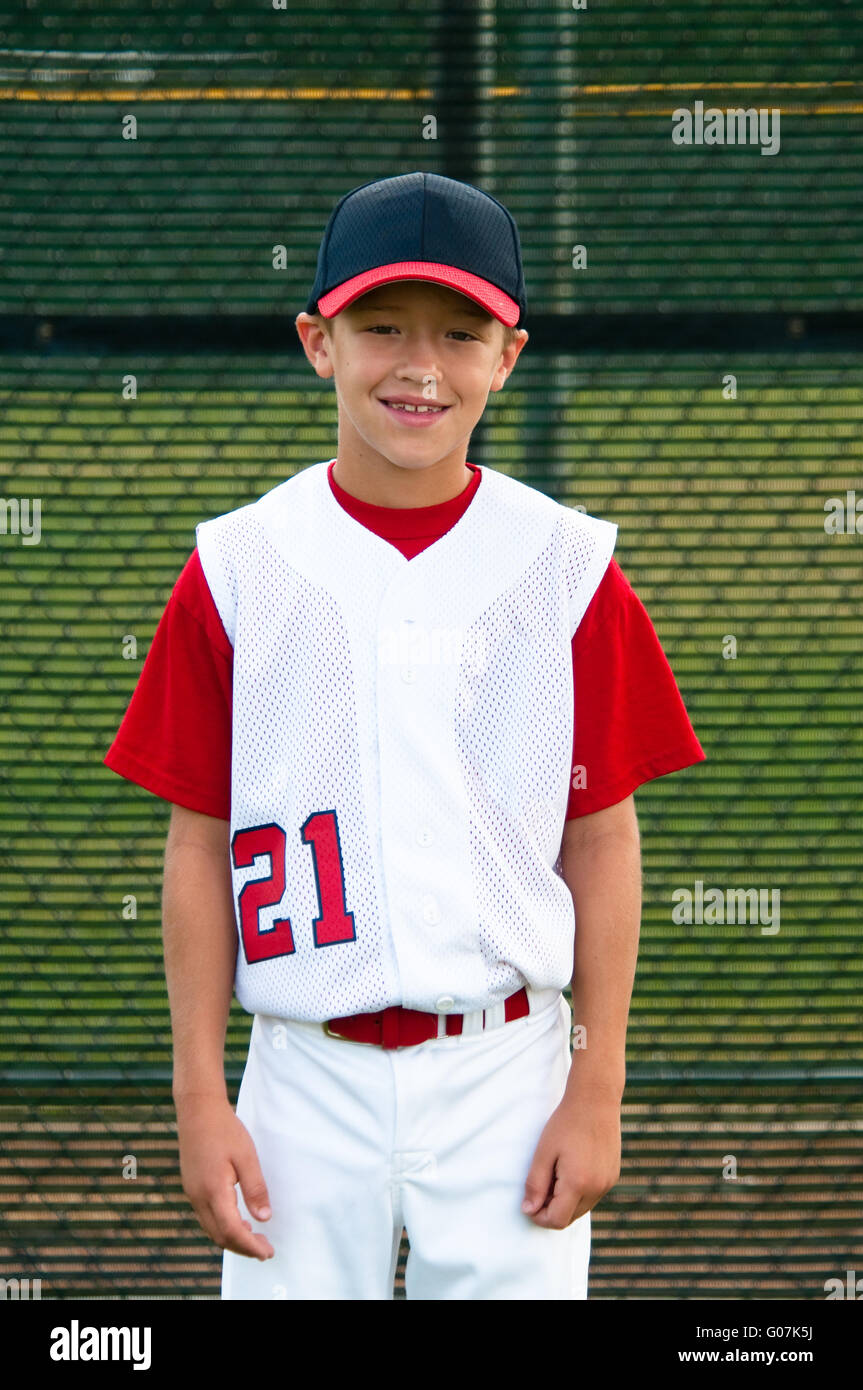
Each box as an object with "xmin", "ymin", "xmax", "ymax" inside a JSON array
[
  {"xmin": 322, "ymin": 1020, "xmax": 377, "ymax": 1045},
  {"xmin": 483, "ymin": 1000, "xmax": 507, "ymax": 1032}
]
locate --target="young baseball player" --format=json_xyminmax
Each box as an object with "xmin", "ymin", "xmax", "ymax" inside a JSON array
[{"xmin": 104, "ymin": 171, "xmax": 705, "ymax": 1300}]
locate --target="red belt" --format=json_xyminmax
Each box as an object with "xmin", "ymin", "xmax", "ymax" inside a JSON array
[{"xmin": 323, "ymin": 986, "xmax": 530, "ymax": 1049}]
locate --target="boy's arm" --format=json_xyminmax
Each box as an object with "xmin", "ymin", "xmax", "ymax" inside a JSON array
[
  {"xmin": 521, "ymin": 793, "xmax": 641, "ymax": 1227},
  {"xmin": 560, "ymin": 792, "xmax": 642, "ymax": 1106},
  {"xmin": 162, "ymin": 803, "xmax": 274, "ymax": 1261},
  {"xmin": 163, "ymin": 802, "xmax": 236, "ymax": 1101}
]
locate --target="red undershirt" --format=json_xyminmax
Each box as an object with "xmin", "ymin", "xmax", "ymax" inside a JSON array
[{"xmin": 103, "ymin": 461, "xmax": 706, "ymax": 819}]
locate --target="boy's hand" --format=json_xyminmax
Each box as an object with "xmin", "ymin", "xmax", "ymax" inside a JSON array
[
  {"xmin": 175, "ymin": 1094, "xmax": 275, "ymax": 1260},
  {"xmin": 521, "ymin": 1093, "xmax": 622, "ymax": 1228}
]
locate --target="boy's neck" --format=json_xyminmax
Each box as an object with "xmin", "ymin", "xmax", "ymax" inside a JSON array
[{"xmin": 330, "ymin": 456, "xmax": 475, "ymax": 509}]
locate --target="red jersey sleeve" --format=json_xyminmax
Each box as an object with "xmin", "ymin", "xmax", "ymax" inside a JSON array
[
  {"xmin": 102, "ymin": 549, "xmax": 233, "ymax": 819},
  {"xmin": 566, "ymin": 558, "xmax": 706, "ymax": 818}
]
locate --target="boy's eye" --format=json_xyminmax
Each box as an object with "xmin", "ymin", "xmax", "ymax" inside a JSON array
[{"xmin": 364, "ymin": 325, "xmax": 477, "ymax": 341}]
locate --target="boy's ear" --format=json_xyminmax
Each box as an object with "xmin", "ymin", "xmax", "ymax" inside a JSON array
[
  {"xmin": 492, "ymin": 327, "xmax": 528, "ymax": 390},
  {"xmin": 295, "ymin": 309, "xmax": 327, "ymax": 334},
  {"xmin": 295, "ymin": 311, "xmax": 336, "ymax": 379}
]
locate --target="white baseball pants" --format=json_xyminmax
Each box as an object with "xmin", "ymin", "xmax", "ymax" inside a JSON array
[{"xmin": 221, "ymin": 990, "xmax": 591, "ymax": 1300}]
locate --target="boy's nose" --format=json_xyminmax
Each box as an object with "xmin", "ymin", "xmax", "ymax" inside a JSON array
[{"xmin": 394, "ymin": 371, "xmax": 444, "ymax": 392}]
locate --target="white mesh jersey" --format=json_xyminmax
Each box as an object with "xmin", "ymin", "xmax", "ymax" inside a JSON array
[{"xmin": 195, "ymin": 458, "xmax": 617, "ymax": 1022}]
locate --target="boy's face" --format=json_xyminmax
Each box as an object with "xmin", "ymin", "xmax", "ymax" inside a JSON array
[{"xmin": 295, "ymin": 281, "xmax": 527, "ymax": 488}]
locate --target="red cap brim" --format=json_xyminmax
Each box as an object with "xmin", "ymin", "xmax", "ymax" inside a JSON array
[{"xmin": 317, "ymin": 261, "xmax": 520, "ymax": 327}]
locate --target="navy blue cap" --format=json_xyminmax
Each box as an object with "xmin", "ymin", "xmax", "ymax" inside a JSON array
[{"xmin": 305, "ymin": 171, "xmax": 527, "ymax": 328}]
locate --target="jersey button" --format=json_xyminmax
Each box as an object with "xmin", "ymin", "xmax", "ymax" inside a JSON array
[
  {"xmin": 435, "ymin": 995, "xmax": 455, "ymax": 1012},
  {"xmin": 401, "ymin": 667, "xmax": 417, "ymax": 683},
  {"xmin": 416, "ymin": 827, "xmax": 434, "ymax": 847},
  {"xmin": 422, "ymin": 894, "xmax": 441, "ymax": 924}
]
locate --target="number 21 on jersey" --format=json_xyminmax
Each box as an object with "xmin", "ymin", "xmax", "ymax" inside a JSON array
[{"xmin": 231, "ymin": 810, "xmax": 356, "ymax": 963}]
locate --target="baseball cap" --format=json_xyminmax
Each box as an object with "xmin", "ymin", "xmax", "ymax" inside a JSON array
[{"xmin": 305, "ymin": 171, "xmax": 527, "ymax": 328}]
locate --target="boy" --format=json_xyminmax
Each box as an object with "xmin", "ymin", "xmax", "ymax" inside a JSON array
[{"xmin": 104, "ymin": 171, "xmax": 705, "ymax": 1300}]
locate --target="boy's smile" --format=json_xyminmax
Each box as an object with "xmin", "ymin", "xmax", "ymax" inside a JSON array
[{"xmin": 296, "ymin": 281, "xmax": 527, "ymax": 507}]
